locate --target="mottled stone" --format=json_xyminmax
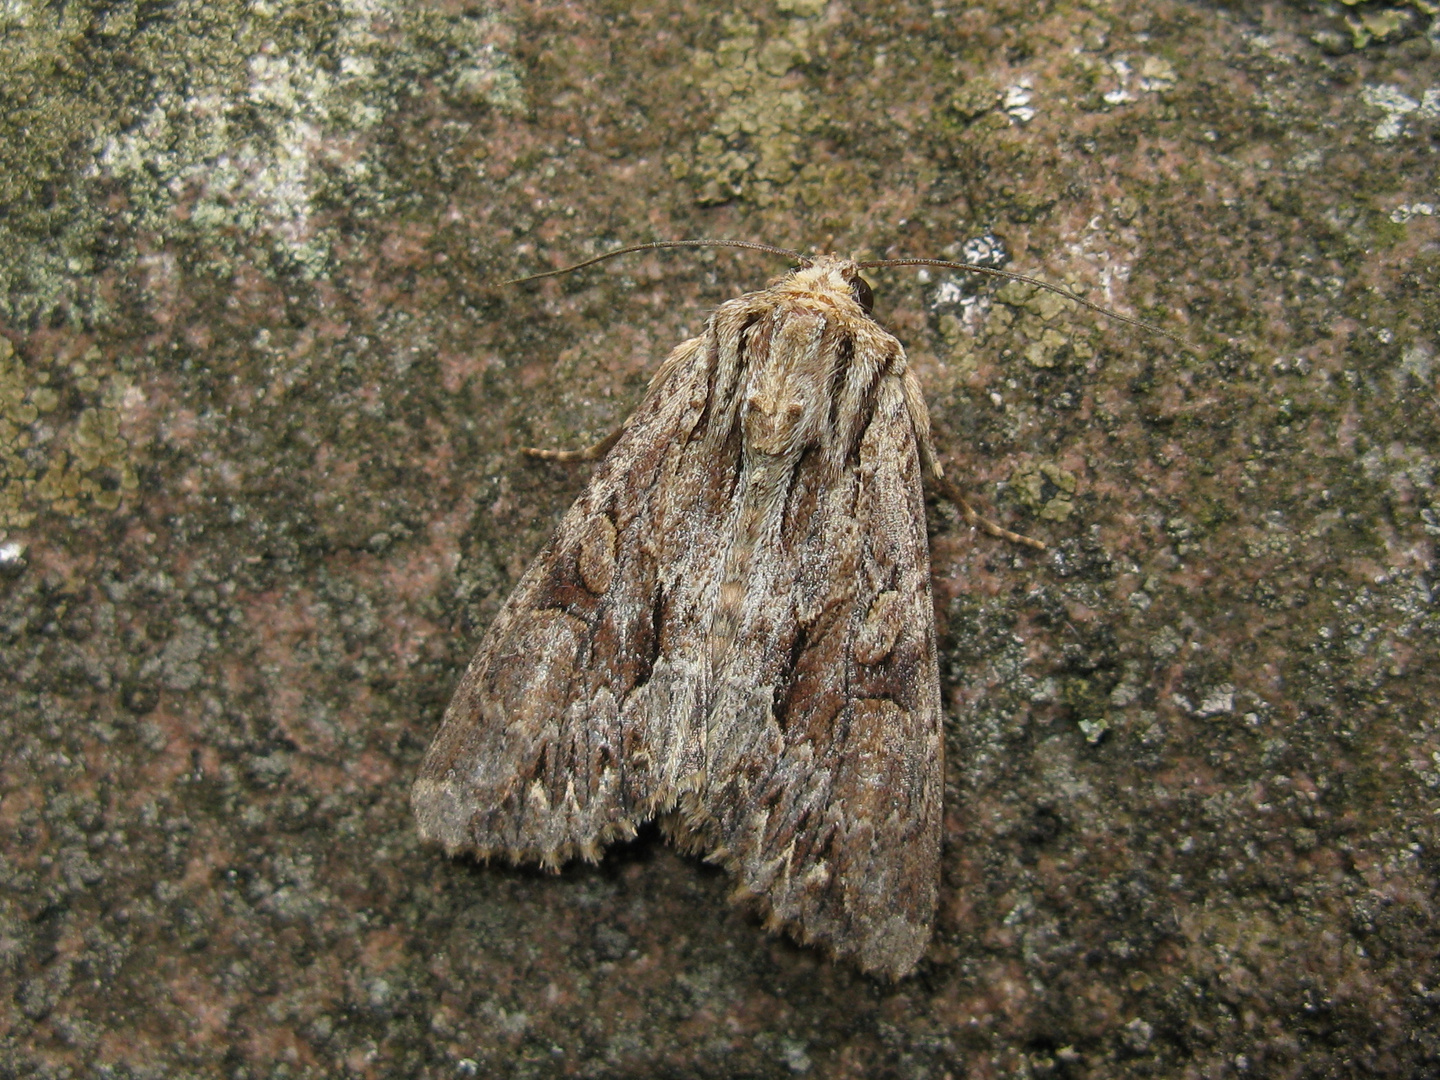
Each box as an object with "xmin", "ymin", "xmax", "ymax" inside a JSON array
[{"xmin": 1, "ymin": 0, "xmax": 1437, "ymax": 1077}]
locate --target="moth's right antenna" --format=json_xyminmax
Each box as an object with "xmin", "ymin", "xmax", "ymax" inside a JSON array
[{"xmin": 862, "ymin": 257, "xmax": 1201, "ymax": 352}]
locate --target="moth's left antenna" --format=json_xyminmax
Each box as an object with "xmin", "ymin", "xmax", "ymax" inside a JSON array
[{"xmin": 504, "ymin": 240, "xmax": 809, "ymax": 285}]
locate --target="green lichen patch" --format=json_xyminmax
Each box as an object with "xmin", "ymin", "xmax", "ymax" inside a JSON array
[
  {"xmin": 1012, "ymin": 460, "xmax": 1079, "ymax": 522},
  {"xmin": 0, "ymin": 340, "xmax": 138, "ymax": 526},
  {"xmin": 946, "ymin": 78, "xmax": 1005, "ymax": 124},
  {"xmin": 986, "ymin": 279, "xmax": 1098, "ymax": 368},
  {"xmin": 666, "ymin": 14, "xmax": 828, "ymax": 207},
  {"xmin": 934, "ymin": 313, "xmax": 981, "ymax": 378},
  {"xmin": 0, "ymin": 338, "xmax": 39, "ymax": 528},
  {"xmin": 1331, "ymin": 1, "xmax": 1433, "ymax": 49}
]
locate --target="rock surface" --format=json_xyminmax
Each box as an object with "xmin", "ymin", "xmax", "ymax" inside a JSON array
[{"xmin": 2, "ymin": 0, "xmax": 1438, "ymax": 1076}]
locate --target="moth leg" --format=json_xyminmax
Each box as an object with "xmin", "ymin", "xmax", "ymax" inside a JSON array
[
  {"xmin": 935, "ymin": 474, "xmax": 1047, "ymax": 552},
  {"xmin": 900, "ymin": 369, "xmax": 1046, "ymax": 552},
  {"xmin": 523, "ymin": 424, "xmax": 624, "ymax": 463}
]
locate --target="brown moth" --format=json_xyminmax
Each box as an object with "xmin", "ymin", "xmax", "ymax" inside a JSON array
[{"xmin": 412, "ymin": 241, "xmax": 1187, "ymax": 979}]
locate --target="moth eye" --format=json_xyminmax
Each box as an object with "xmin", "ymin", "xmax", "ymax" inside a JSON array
[{"xmin": 848, "ymin": 274, "xmax": 874, "ymax": 314}]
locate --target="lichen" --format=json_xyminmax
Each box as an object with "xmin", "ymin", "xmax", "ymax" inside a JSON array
[
  {"xmin": 667, "ymin": 13, "xmax": 828, "ymax": 206},
  {"xmin": 0, "ymin": 338, "xmax": 39, "ymax": 528},
  {"xmin": 1308, "ymin": 1, "xmax": 1436, "ymax": 51},
  {"xmin": 0, "ymin": 340, "xmax": 138, "ymax": 526},
  {"xmin": 1360, "ymin": 83, "xmax": 1440, "ymax": 142},
  {"xmin": 1343, "ymin": 1, "xmax": 1430, "ymax": 48},
  {"xmin": 991, "ymin": 279, "xmax": 1097, "ymax": 368},
  {"xmin": 0, "ymin": 0, "xmax": 526, "ymax": 325},
  {"xmin": 1012, "ymin": 460, "xmax": 1078, "ymax": 522}
]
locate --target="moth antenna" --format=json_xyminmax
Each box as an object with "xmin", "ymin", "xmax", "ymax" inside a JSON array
[
  {"xmin": 860, "ymin": 257, "xmax": 1200, "ymax": 352},
  {"xmin": 504, "ymin": 240, "xmax": 810, "ymax": 285}
]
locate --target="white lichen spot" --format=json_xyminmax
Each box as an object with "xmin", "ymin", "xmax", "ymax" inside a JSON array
[
  {"xmin": 1390, "ymin": 202, "xmax": 1436, "ymax": 224},
  {"xmin": 0, "ymin": 540, "xmax": 26, "ymax": 571},
  {"xmin": 0, "ymin": 0, "xmax": 35, "ymax": 29},
  {"xmin": 1361, "ymin": 84, "xmax": 1425, "ymax": 141},
  {"xmin": 930, "ymin": 280, "xmax": 965, "ymax": 307},
  {"xmin": 1003, "ymin": 79, "xmax": 1036, "ymax": 123},
  {"xmin": 778, "ymin": 1039, "xmax": 813, "ymax": 1075},
  {"xmin": 1400, "ymin": 342, "xmax": 1434, "ymax": 385},
  {"xmin": 1103, "ymin": 58, "xmax": 1135, "ymax": 105},
  {"xmin": 450, "ymin": 44, "xmax": 529, "ymax": 114},
  {"xmin": 1197, "ymin": 684, "xmax": 1236, "ymax": 718},
  {"xmin": 1151, "ymin": 625, "xmax": 1184, "ymax": 658},
  {"xmin": 1138, "ymin": 56, "xmax": 1177, "ymax": 92}
]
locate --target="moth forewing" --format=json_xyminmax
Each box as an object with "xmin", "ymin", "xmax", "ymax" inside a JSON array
[{"xmin": 415, "ymin": 254, "xmax": 977, "ymax": 979}]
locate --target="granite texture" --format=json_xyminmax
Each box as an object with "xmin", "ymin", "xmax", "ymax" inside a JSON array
[{"xmin": 2, "ymin": 0, "xmax": 1438, "ymax": 1076}]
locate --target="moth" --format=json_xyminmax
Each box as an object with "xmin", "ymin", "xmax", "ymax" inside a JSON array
[{"xmin": 412, "ymin": 240, "xmax": 1187, "ymax": 978}]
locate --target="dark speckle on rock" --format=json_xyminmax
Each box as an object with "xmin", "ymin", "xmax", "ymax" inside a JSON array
[{"xmin": 1, "ymin": 0, "xmax": 1438, "ymax": 1076}]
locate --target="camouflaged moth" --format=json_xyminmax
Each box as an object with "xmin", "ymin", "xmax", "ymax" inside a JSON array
[{"xmin": 412, "ymin": 240, "xmax": 1187, "ymax": 978}]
